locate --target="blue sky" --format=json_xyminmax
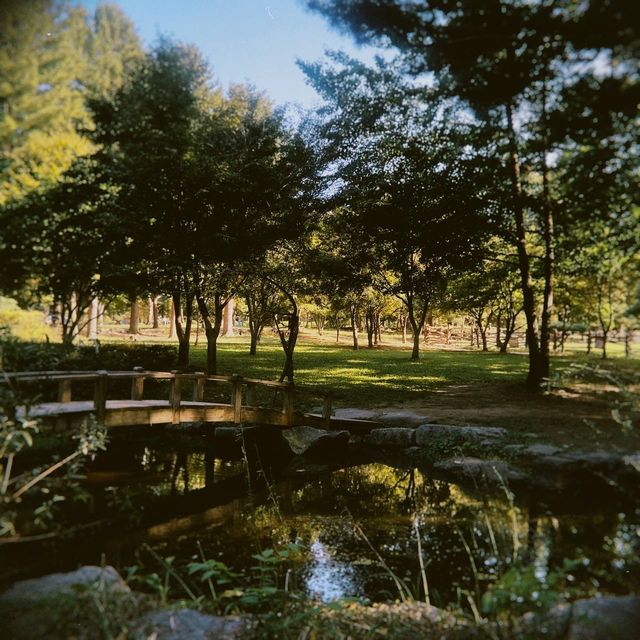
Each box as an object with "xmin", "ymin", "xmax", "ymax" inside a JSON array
[{"xmin": 80, "ymin": 0, "xmax": 376, "ymax": 108}]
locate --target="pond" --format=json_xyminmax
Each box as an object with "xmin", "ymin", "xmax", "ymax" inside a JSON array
[{"xmin": 2, "ymin": 427, "xmax": 639, "ymax": 612}]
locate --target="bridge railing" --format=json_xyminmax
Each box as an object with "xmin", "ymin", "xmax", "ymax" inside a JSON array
[{"xmin": 2, "ymin": 369, "xmax": 333, "ymax": 428}]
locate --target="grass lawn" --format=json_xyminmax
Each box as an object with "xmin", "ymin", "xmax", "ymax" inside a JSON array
[{"xmin": 190, "ymin": 338, "xmax": 534, "ymax": 404}]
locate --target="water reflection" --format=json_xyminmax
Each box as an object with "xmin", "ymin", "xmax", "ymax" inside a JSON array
[
  {"xmin": 2, "ymin": 435, "xmax": 638, "ymax": 607},
  {"xmin": 305, "ymin": 537, "xmax": 356, "ymax": 602}
]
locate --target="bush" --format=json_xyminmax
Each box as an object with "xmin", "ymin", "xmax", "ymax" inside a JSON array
[
  {"xmin": 0, "ymin": 297, "xmax": 54, "ymax": 342},
  {"xmin": 2, "ymin": 341, "xmax": 177, "ymax": 373},
  {"xmin": 1, "ymin": 337, "xmax": 179, "ymax": 402}
]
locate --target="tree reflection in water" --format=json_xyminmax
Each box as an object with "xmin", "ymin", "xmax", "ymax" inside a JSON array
[{"xmin": 2, "ymin": 439, "xmax": 638, "ymax": 607}]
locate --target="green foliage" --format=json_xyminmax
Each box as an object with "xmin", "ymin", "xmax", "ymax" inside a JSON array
[
  {"xmin": 480, "ymin": 559, "xmax": 583, "ymax": 620},
  {"xmin": 85, "ymin": 3, "xmax": 143, "ymax": 100},
  {"xmin": 1, "ymin": 332, "xmax": 108, "ymax": 537},
  {"xmin": 307, "ymin": 0, "xmax": 639, "ymax": 387},
  {"xmin": 0, "ymin": 298, "xmax": 53, "ymax": 342},
  {"xmin": 0, "ymin": 0, "xmax": 92, "ymax": 206},
  {"xmin": 303, "ymin": 53, "xmax": 492, "ymax": 360},
  {"xmin": 187, "ymin": 558, "xmax": 241, "ymax": 589},
  {"xmin": 1, "ymin": 341, "xmax": 176, "ymax": 373},
  {"xmin": 551, "ymin": 363, "xmax": 639, "ymax": 434}
]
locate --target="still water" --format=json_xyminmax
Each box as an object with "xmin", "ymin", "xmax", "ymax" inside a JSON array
[{"xmin": 2, "ymin": 429, "xmax": 639, "ymax": 608}]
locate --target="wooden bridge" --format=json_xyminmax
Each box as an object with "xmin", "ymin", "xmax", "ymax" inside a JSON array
[{"xmin": 3, "ymin": 369, "xmax": 382, "ymax": 433}]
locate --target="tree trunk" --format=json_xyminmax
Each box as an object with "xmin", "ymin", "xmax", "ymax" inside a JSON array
[
  {"xmin": 399, "ymin": 312, "xmax": 407, "ymax": 344},
  {"xmin": 586, "ymin": 330, "xmax": 592, "ymax": 354},
  {"xmin": 538, "ymin": 77, "xmax": 554, "ymax": 382},
  {"xmin": 350, "ymin": 305, "xmax": 359, "ymax": 350},
  {"xmin": 151, "ymin": 296, "xmax": 160, "ymax": 328},
  {"xmin": 169, "ymin": 298, "xmax": 176, "ymax": 339},
  {"xmin": 173, "ymin": 289, "xmax": 194, "ymax": 368},
  {"xmin": 335, "ymin": 313, "xmax": 341, "ymax": 344},
  {"xmin": 196, "ymin": 292, "xmax": 225, "ymax": 374},
  {"xmin": 505, "ymin": 101, "xmax": 543, "ymax": 388},
  {"xmin": 406, "ymin": 296, "xmax": 428, "ymax": 361},
  {"xmin": 496, "ymin": 312, "xmax": 502, "ymax": 349},
  {"xmin": 500, "ymin": 315, "xmax": 517, "ymax": 354},
  {"xmin": 365, "ymin": 309, "xmax": 374, "ymax": 348},
  {"xmin": 246, "ymin": 294, "xmax": 264, "ymax": 356},
  {"xmin": 128, "ymin": 298, "xmax": 140, "ymax": 335},
  {"xmin": 61, "ymin": 291, "xmax": 85, "ymax": 346},
  {"xmin": 86, "ymin": 297, "xmax": 99, "ymax": 339},
  {"xmin": 479, "ymin": 323, "xmax": 488, "ymax": 352},
  {"xmin": 411, "ymin": 322, "xmax": 421, "ymax": 360},
  {"xmin": 222, "ymin": 297, "xmax": 234, "ymax": 337},
  {"xmin": 275, "ymin": 308, "xmax": 299, "ymax": 383}
]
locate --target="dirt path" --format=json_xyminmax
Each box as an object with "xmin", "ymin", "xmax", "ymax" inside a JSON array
[{"xmin": 379, "ymin": 381, "xmax": 638, "ymax": 450}]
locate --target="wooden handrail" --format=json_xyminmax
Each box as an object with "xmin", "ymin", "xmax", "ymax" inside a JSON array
[
  {"xmin": 1, "ymin": 369, "xmax": 334, "ymax": 421},
  {"xmin": 1, "ymin": 370, "xmax": 329, "ymax": 394},
  {"xmin": 1, "ymin": 367, "xmax": 367, "ymax": 432}
]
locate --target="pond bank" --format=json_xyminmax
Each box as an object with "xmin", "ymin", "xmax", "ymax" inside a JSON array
[
  {"xmin": 2, "ymin": 421, "xmax": 639, "ymax": 638},
  {"xmin": 2, "ymin": 564, "xmax": 640, "ymax": 639}
]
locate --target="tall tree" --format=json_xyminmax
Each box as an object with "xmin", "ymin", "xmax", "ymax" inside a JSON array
[
  {"xmin": 303, "ymin": 54, "xmax": 490, "ymax": 360},
  {"xmin": 1, "ymin": 155, "xmax": 121, "ymax": 344},
  {"xmin": 85, "ymin": 2, "xmax": 143, "ymax": 99},
  {"xmin": 92, "ymin": 38, "xmax": 215, "ymax": 366},
  {"xmin": 0, "ymin": 0, "xmax": 92, "ymax": 208},
  {"xmin": 187, "ymin": 88, "xmax": 318, "ymax": 373},
  {"xmin": 308, "ymin": 0, "xmax": 639, "ymax": 387}
]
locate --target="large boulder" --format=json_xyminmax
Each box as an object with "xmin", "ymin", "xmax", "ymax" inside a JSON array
[
  {"xmin": 0, "ymin": 566, "xmax": 135, "ymax": 640},
  {"xmin": 364, "ymin": 428, "xmax": 416, "ymax": 448},
  {"xmin": 520, "ymin": 596, "xmax": 640, "ymax": 640},
  {"xmin": 0, "ymin": 566, "xmax": 129, "ymax": 605},
  {"xmin": 131, "ymin": 608, "xmax": 246, "ymax": 640},
  {"xmin": 568, "ymin": 595, "xmax": 640, "ymax": 640},
  {"xmin": 282, "ymin": 426, "xmax": 350, "ymax": 456}
]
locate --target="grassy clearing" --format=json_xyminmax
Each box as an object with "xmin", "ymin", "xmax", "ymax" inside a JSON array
[
  {"xmin": 187, "ymin": 334, "xmax": 639, "ymax": 444},
  {"xmin": 186, "ymin": 334, "xmax": 637, "ymax": 407},
  {"xmin": 189, "ymin": 339, "xmax": 531, "ymax": 406}
]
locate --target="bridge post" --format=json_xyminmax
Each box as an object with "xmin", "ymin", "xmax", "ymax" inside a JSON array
[
  {"xmin": 131, "ymin": 366, "xmax": 145, "ymax": 400},
  {"xmin": 283, "ymin": 383, "xmax": 295, "ymax": 427},
  {"xmin": 170, "ymin": 371, "xmax": 181, "ymax": 424},
  {"xmin": 322, "ymin": 392, "xmax": 332, "ymax": 429},
  {"xmin": 58, "ymin": 379, "xmax": 72, "ymax": 403},
  {"xmin": 192, "ymin": 373, "xmax": 205, "ymax": 402},
  {"xmin": 94, "ymin": 370, "xmax": 108, "ymax": 423},
  {"xmin": 231, "ymin": 374, "xmax": 242, "ymax": 423},
  {"xmin": 246, "ymin": 382, "xmax": 256, "ymax": 407}
]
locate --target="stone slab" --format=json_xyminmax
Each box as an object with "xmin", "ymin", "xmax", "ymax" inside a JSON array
[
  {"xmin": 364, "ymin": 428, "xmax": 416, "ymax": 448},
  {"xmin": 416, "ymin": 424, "xmax": 507, "ymax": 446}
]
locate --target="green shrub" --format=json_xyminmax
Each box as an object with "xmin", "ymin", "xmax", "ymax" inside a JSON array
[
  {"xmin": 2, "ymin": 341, "xmax": 177, "ymax": 373},
  {"xmin": 1, "ymin": 337, "xmax": 178, "ymax": 402},
  {"xmin": 0, "ymin": 297, "xmax": 53, "ymax": 342}
]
